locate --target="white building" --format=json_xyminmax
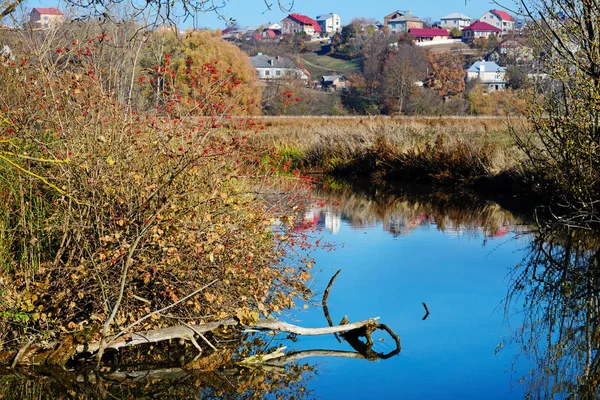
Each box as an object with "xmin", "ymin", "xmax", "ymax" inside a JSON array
[
  {"xmin": 480, "ymin": 9, "xmax": 515, "ymax": 36},
  {"xmin": 249, "ymin": 53, "xmax": 309, "ymax": 80},
  {"xmin": 316, "ymin": 13, "xmax": 341, "ymax": 34},
  {"xmin": 29, "ymin": 7, "xmax": 64, "ymax": 29},
  {"xmin": 440, "ymin": 12, "xmax": 472, "ymax": 30},
  {"xmin": 467, "ymin": 61, "xmax": 506, "ymax": 92}
]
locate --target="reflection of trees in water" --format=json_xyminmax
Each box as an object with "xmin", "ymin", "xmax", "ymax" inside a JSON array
[
  {"xmin": 0, "ymin": 337, "xmax": 315, "ymax": 399},
  {"xmin": 0, "ymin": 363, "xmax": 314, "ymax": 399},
  {"xmin": 314, "ymin": 183, "xmax": 519, "ymax": 238},
  {"xmin": 507, "ymin": 225, "xmax": 600, "ymax": 399}
]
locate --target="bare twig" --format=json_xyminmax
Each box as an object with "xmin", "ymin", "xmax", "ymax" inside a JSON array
[{"xmin": 422, "ymin": 302, "xmax": 430, "ymax": 320}]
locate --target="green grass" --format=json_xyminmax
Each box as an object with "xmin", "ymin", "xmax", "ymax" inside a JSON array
[{"xmin": 300, "ymin": 53, "xmax": 360, "ymax": 78}]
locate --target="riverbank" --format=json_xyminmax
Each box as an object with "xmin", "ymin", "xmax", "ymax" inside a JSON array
[{"xmin": 246, "ymin": 116, "xmax": 533, "ymax": 198}]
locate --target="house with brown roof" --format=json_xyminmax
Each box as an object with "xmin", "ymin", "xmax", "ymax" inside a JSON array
[
  {"xmin": 281, "ymin": 14, "xmax": 321, "ymax": 36},
  {"xmin": 386, "ymin": 12, "xmax": 423, "ymax": 34},
  {"xmin": 480, "ymin": 9, "xmax": 515, "ymax": 36},
  {"xmin": 409, "ymin": 28, "xmax": 449, "ymax": 42},
  {"xmin": 462, "ymin": 21, "xmax": 501, "ymax": 41},
  {"xmin": 30, "ymin": 8, "xmax": 63, "ymax": 29}
]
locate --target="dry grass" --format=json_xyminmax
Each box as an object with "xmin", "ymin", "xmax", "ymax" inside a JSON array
[{"xmin": 243, "ymin": 116, "xmax": 530, "ymax": 183}]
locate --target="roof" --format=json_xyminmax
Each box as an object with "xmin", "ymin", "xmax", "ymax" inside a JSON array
[
  {"xmin": 441, "ymin": 12, "xmax": 471, "ymax": 20},
  {"xmin": 467, "ymin": 61, "xmax": 506, "ymax": 73},
  {"xmin": 388, "ymin": 15, "xmax": 421, "ymax": 23},
  {"xmin": 250, "ymin": 54, "xmax": 298, "ymax": 69},
  {"xmin": 221, "ymin": 27, "xmax": 236, "ymax": 34},
  {"xmin": 322, "ymin": 75, "xmax": 345, "ymax": 81},
  {"xmin": 385, "ymin": 10, "xmax": 411, "ymax": 19},
  {"xmin": 316, "ymin": 13, "xmax": 337, "ymax": 21},
  {"xmin": 463, "ymin": 21, "xmax": 501, "ymax": 32},
  {"xmin": 490, "ymin": 9, "xmax": 515, "ymax": 22},
  {"xmin": 31, "ymin": 7, "xmax": 63, "ymax": 15},
  {"xmin": 409, "ymin": 28, "xmax": 449, "ymax": 38},
  {"xmin": 262, "ymin": 29, "xmax": 280, "ymax": 38},
  {"xmin": 287, "ymin": 14, "xmax": 321, "ymax": 32},
  {"xmin": 252, "ymin": 34, "xmax": 262, "ymax": 40}
]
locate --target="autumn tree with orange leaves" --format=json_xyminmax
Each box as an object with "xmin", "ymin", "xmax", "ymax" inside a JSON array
[{"xmin": 425, "ymin": 52, "xmax": 466, "ymax": 99}]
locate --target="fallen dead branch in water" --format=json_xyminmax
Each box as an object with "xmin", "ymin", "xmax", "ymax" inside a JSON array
[{"xmin": 2, "ymin": 316, "xmax": 400, "ymax": 367}]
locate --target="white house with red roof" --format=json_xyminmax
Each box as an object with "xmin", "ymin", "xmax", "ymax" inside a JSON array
[
  {"xmin": 480, "ymin": 9, "xmax": 515, "ymax": 36},
  {"xmin": 462, "ymin": 21, "xmax": 501, "ymax": 41},
  {"xmin": 409, "ymin": 28, "xmax": 449, "ymax": 42},
  {"xmin": 281, "ymin": 14, "xmax": 321, "ymax": 36},
  {"xmin": 30, "ymin": 7, "xmax": 64, "ymax": 29}
]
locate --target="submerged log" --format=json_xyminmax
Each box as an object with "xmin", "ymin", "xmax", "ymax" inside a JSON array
[{"xmin": 2, "ymin": 316, "xmax": 397, "ymax": 367}]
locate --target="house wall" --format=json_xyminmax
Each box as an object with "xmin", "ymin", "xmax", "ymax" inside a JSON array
[
  {"xmin": 282, "ymin": 17, "xmax": 306, "ymax": 34},
  {"xmin": 440, "ymin": 18, "xmax": 471, "ymax": 30},
  {"xmin": 467, "ymin": 68, "xmax": 506, "ymax": 91},
  {"xmin": 467, "ymin": 70, "xmax": 505, "ymax": 82},
  {"xmin": 384, "ymin": 12, "xmax": 403, "ymax": 28},
  {"xmin": 415, "ymin": 34, "xmax": 448, "ymax": 42},
  {"xmin": 462, "ymin": 29, "xmax": 498, "ymax": 41},
  {"xmin": 30, "ymin": 11, "xmax": 63, "ymax": 28},
  {"xmin": 480, "ymin": 11, "xmax": 514, "ymax": 35},
  {"xmin": 318, "ymin": 14, "xmax": 341, "ymax": 34},
  {"xmin": 256, "ymin": 67, "xmax": 308, "ymax": 80},
  {"xmin": 389, "ymin": 20, "xmax": 423, "ymax": 34}
]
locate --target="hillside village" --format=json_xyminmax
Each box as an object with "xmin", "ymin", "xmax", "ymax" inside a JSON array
[
  {"xmin": 7, "ymin": 6, "xmax": 540, "ymax": 116},
  {"xmin": 217, "ymin": 8, "xmax": 538, "ymax": 115}
]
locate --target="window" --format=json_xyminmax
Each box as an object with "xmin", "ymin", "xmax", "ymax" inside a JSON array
[
  {"xmin": 265, "ymin": 70, "xmax": 270, "ymax": 76},
  {"xmin": 276, "ymin": 70, "xmax": 281, "ymax": 76}
]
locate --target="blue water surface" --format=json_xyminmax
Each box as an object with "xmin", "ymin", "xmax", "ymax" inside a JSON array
[{"xmin": 282, "ymin": 217, "xmax": 530, "ymax": 399}]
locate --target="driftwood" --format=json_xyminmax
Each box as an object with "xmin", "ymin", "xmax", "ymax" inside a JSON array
[
  {"xmin": 3, "ymin": 316, "xmax": 397, "ymax": 367},
  {"xmin": 322, "ymin": 269, "xmax": 342, "ymax": 343}
]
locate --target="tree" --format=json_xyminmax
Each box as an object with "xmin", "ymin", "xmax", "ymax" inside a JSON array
[
  {"xmin": 514, "ymin": 0, "xmax": 600, "ymax": 212},
  {"xmin": 141, "ymin": 30, "xmax": 262, "ymax": 115},
  {"xmin": 425, "ymin": 52, "xmax": 466, "ymax": 98},
  {"xmin": 381, "ymin": 44, "xmax": 427, "ymax": 114},
  {"xmin": 449, "ymin": 27, "xmax": 462, "ymax": 38}
]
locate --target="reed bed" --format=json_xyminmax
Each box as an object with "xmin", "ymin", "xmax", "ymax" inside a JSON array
[{"xmin": 245, "ymin": 116, "xmax": 530, "ymax": 185}]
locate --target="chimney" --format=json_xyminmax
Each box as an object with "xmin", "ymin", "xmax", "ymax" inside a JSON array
[{"xmin": 479, "ymin": 63, "xmax": 485, "ymax": 79}]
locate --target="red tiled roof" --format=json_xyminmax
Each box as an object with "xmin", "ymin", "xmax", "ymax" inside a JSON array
[
  {"xmin": 221, "ymin": 27, "xmax": 236, "ymax": 34},
  {"xmin": 252, "ymin": 34, "xmax": 262, "ymax": 40},
  {"xmin": 32, "ymin": 7, "xmax": 63, "ymax": 15},
  {"xmin": 490, "ymin": 9, "xmax": 515, "ymax": 22},
  {"xmin": 409, "ymin": 28, "xmax": 449, "ymax": 38},
  {"xmin": 288, "ymin": 13, "xmax": 321, "ymax": 32},
  {"xmin": 463, "ymin": 21, "xmax": 501, "ymax": 32}
]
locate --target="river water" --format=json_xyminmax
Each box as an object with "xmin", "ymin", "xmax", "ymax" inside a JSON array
[{"xmin": 2, "ymin": 185, "xmax": 599, "ymax": 399}]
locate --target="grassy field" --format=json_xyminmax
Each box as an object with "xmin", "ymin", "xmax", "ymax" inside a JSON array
[{"xmin": 300, "ymin": 53, "xmax": 361, "ymax": 77}]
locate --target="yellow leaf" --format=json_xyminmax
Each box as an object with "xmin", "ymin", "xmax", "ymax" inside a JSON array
[
  {"xmin": 303, "ymin": 304, "xmax": 309, "ymax": 309},
  {"xmin": 106, "ymin": 156, "xmax": 115, "ymax": 166}
]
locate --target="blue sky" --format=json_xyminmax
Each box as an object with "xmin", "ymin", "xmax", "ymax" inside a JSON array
[{"xmin": 32, "ymin": 0, "xmax": 512, "ymax": 30}]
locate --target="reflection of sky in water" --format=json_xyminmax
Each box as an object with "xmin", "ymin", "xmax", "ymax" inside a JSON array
[{"xmin": 282, "ymin": 218, "xmax": 530, "ymax": 399}]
